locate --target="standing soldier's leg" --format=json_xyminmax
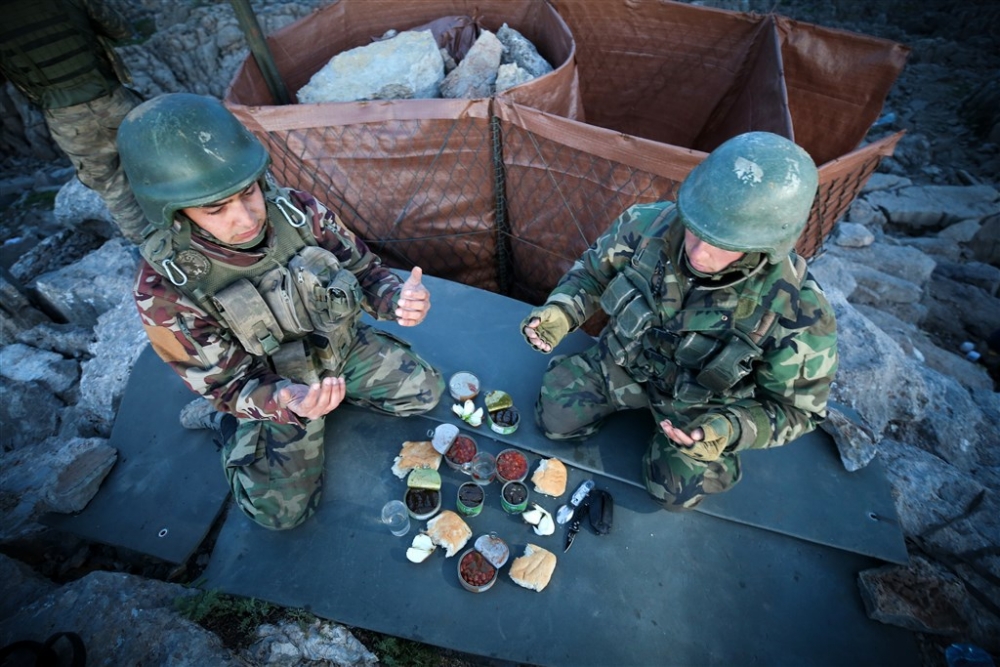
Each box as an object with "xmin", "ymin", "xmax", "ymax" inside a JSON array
[
  {"xmin": 642, "ymin": 433, "xmax": 742, "ymax": 511},
  {"xmin": 44, "ymin": 86, "xmax": 146, "ymax": 243},
  {"xmin": 340, "ymin": 324, "xmax": 443, "ymax": 415},
  {"xmin": 536, "ymin": 343, "xmax": 647, "ymax": 439},
  {"xmin": 222, "ymin": 416, "xmax": 326, "ymax": 530}
]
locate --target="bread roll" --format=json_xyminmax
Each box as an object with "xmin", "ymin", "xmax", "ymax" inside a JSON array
[
  {"xmin": 509, "ymin": 543, "xmax": 557, "ymax": 591},
  {"xmin": 425, "ymin": 510, "xmax": 472, "ymax": 557},
  {"xmin": 530, "ymin": 458, "xmax": 567, "ymax": 497},
  {"xmin": 391, "ymin": 440, "xmax": 442, "ymax": 479}
]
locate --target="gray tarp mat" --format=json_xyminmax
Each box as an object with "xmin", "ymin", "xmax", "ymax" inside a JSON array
[
  {"xmin": 202, "ymin": 402, "xmax": 918, "ymax": 666},
  {"xmin": 42, "ymin": 344, "xmax": 230, "ymax": 564}
]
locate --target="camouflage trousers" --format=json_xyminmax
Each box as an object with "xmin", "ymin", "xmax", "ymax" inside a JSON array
[
  {"xmin": 44, "ymin": 85, "xmax": 146, "ymax": 244},
  {"xmin": 222, "ymin": 324, "xmax": 443, "ymax": 530},
  {"xmin": 536, "ymin": 342, "xmax": 742, "ymax": 511}
]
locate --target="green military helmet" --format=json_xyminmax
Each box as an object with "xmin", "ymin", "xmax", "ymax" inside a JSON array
[
  {"xmin": 676, "ymin": 131, "xmax": 818, "ymax": 263},
  {"xmin": 117, "ymin": 93, "xmax": 269, "ymax": 230}
]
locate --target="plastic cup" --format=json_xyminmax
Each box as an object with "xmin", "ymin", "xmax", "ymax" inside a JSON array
[
  {"xmin": 468, "ymin": 451, "xmax": 496, "ymax": 486},
  {"xmin": 381, "ymin": 500, "xmax": 411, "ymax": 536}
]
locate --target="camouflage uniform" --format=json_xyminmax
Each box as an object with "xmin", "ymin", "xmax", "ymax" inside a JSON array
[
  {"xmin": 536, "ymin": 202, "xmax": 838, "ymax": 510},
  {"xmin": 0, "ymin": 0, "xmax": 146, "ymax": 243},
  {"xmin": 135, "ymin": 188, "xmax": 444, "ymax": 529}
]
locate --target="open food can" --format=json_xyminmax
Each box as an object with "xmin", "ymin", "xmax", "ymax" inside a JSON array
[
  {"xmin": 458, "ymin": 533, "xmax": 509, "ymax": 593},
  {"xmin": 456, "ymin": 481, "xmax": 485, "ymax": 517},
  {"xmin": 448, "ymin": 371, "xmax": 481, "ymax": 402},
  {"xmin": 495, "ymin": 448, "xmax": 529, "ymax": 484},
  {"xmin": 484, "ymin": 390, "xmax": 519, "ymax": 435},
  {"xmin": 501, "ymin": 480, "xmax": 530, "ymax": 514},
  {"xmin": 444, "ymin": 434, "xmax": 478, "ymax": 471},
  {"xmin": 405, "ymin": 468, "xmax": 442, "ymax": 520}
]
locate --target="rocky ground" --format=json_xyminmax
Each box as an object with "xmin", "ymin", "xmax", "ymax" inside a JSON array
[{"xmin": 1, "ymin": 0, "xmax": 999, "ymax": 665}]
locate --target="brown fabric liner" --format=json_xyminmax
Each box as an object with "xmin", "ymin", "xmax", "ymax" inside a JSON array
[{"xmin": 224, "ymin": 0, "xmax": 908, "ymax": 300}]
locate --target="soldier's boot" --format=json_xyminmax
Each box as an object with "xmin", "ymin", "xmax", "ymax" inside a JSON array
[{"xmin": 179, "ymin": 397, "xmax": 227, "ymax": 431}]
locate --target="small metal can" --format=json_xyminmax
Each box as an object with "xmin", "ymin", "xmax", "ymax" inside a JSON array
[
  {"xmin": 488, "ymin": 406, "xmax": 520, "ymax": 435},
  {"xmin": 444, "ymin": 434, "xmax": 478, "ymax": 471},
  {"xmin": 495, "ymin": 448, "xmax": 529, "ymax": 484},
  {"xmin": 500, "ymin": 480, "xmax": 529, "ymax": 514},
  {"xmin": 448, "ymin": 371, "xmax": 480, "ymax": 402},
  {"xmin": 405, "ymin": 468, "xmax": 442, "ymax": 520},
  {"xmin": 456, "ymin": 481, "xmax": 485, "ymax": 517},
  {"xmin": 458, "ymin": 533, "xmax": 509, "ymax": 593}
]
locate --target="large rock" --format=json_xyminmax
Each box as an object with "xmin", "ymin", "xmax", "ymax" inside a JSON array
[
  {"xmin": 497, "ymin": 23, "xmax": 553, "ymax": 77},
  {"xmin": 440, "ymin": 29, "xmax": 503, "ymax": 99},
  {"xmin": 0, "ymin": 379, "xmax": 64, "ymax": 451},
  {"xmin": 0, "ymin": 571, "xmax": 245, "ymax": 665},
  {"xmin": 923, "ymin": 273, "xmax": 1000, "ymax": 344},
  {"xmin": 858, "ymin": 555, "xmax": 989, "ymax": 640},
  {"xmin": 246, "ymin": 620, "xmax": 378, "ymax": 666},
  {"xmin": 53, "ymin": 177, "xmax": 117, "ymax": 240},
  {"xmin": 866, "ymin": 184, "xmax": 999, "ymax": 232},
  {"xmin": 934, "ymin": 260, "xmax": 1000, "ymax": 297},
  {"xmin": 0, "ymin": 270, "xmax": 49, "ymax": 345},
  {"xmin": 969, "ymin": 212, "xmax": 1000, "ymax": 267},
  {"xmin": 0, "ymin": 554, "xmax": 58, "ymax": 623},
  {"xmin": 855, "ymin": 304, "xmax": 994, "ymax": 392},
  {"xmin": 0, "ymin": 343, "xmax": 79, "ymax": 400},
  {"xmin": 30, "ymin": 237, "xmax": 138, "ymax": 327},
  {"xmin": 297, "ymin": 30, "xmax": 445, "ymax": 103},
  {"xmin": 827, "ymin": 240, "xmax": 937, "ymax": 288},
  {"xmin": 821, "ymin": 288, "xmax": 929, "ymax": 455},
  {"xmin": 0, "ymin": 437, "xmax": 115, "ymax": 541},
  {"xmin": 876, "ymin": 438, "xmax": 983, "ymax": 538},
  {"xmin": 75, "ymin": 295, "xmax": 148, "ymax": 437}
]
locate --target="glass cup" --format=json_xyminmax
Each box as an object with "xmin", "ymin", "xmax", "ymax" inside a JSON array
[
  {"xmin": 381, "ymin": 499, "xmax": 411, "ymax": 536},
  {"xmin": 467, "ymin": 451, "xmax": 496, "ymax": 486}
]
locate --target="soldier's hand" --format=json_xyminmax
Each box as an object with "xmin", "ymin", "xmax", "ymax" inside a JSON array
[
  {"xmin": 278, "ymin": 376, "xmax": 346, "ymax": 420},
  {"xmin": 659, "ymin": 414, "xmax": 732, "ymax": 462},
  {"xmin": 395, "ymin": 266, "xmax": 430, "ymax": 327},
  {"xmin": 520, "ymin": 305, "xmax": 572, "ymax": 353}
]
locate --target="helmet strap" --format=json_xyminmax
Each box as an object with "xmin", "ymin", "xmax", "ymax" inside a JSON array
[{"xmin": 681, "ymin": 249, "xmax": 768, "ymax": 291}]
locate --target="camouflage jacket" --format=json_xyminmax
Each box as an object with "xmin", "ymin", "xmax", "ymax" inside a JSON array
[
  {"xmin": 134, "ymin": 188, "xmax": 405, "ymax": 426},
  {"xmin": 545, "ymin": 201, "xmax": 838, "ymax": 451}
]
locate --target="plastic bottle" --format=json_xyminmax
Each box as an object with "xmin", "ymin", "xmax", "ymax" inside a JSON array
[{"xmin": 945, "ymin": 643, "xmax": 995, "ymax": 667}]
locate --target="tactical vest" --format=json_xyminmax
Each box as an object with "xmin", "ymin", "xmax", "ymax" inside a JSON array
[
  {"xmin": 142, "ymin": 188, "xmax": 363, "ymax": 383},
  {"xmin": 0, "ymin": 0, "xmax": 120, "ymax": 109},
  {"xmin": 599, "ymin": 204, "xmax": 807, "ymax": 404}
]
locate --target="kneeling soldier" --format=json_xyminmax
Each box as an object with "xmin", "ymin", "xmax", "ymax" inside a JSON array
[
  {"xmin": 119, "ymin": 93, "xmax": 444, "ymax": 529},
  {"xmin": 522, "ymin": 132, "xmax": 838, "ymax": 511}
]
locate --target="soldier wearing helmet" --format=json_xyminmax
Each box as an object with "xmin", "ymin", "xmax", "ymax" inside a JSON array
[
  {"xmin": 119, "ymin": 93, "xmax": 444, "ymax": 530},
  {"xmin": 521, "ymin": 131, "xmax": 838, "ymax": 511}
]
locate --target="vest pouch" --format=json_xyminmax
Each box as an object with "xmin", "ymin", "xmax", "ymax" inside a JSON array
[
  {"xmin": 600, "ymin": 272, "xmax": 639, "ymax": 316},
  {"xmin": 696, "ymin": 334, "xmax": 763, "ymax": 393},
  {"xmin": 673, "ymin": 369, "xmax": 714, "ymax": 404},
  {"xmin": 257, "ymin": 265, "xmax": 314, "ymax": 337},
  {"xmin": 270, "ymin": 338, "xmax": 321, "ymax": 385},
  {"xmin": 289, "ymin": 247, "xmax": 362, "ymax": 332},
  {"xmin": 212, "ymin": 278, "xmax": 285, "ymax": 356},
  {"xmin": 674, "ymin": 332, "xmax": 722, "ymax": 369},
  {"xmin": 638, "ymin": 330, "xmax": 679, "ymax": 391}
]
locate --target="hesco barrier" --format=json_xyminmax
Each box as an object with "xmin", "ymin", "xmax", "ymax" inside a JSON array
[{"xmin": 225, "ymin": 0, "xmax": 909, "ymax": 307}]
